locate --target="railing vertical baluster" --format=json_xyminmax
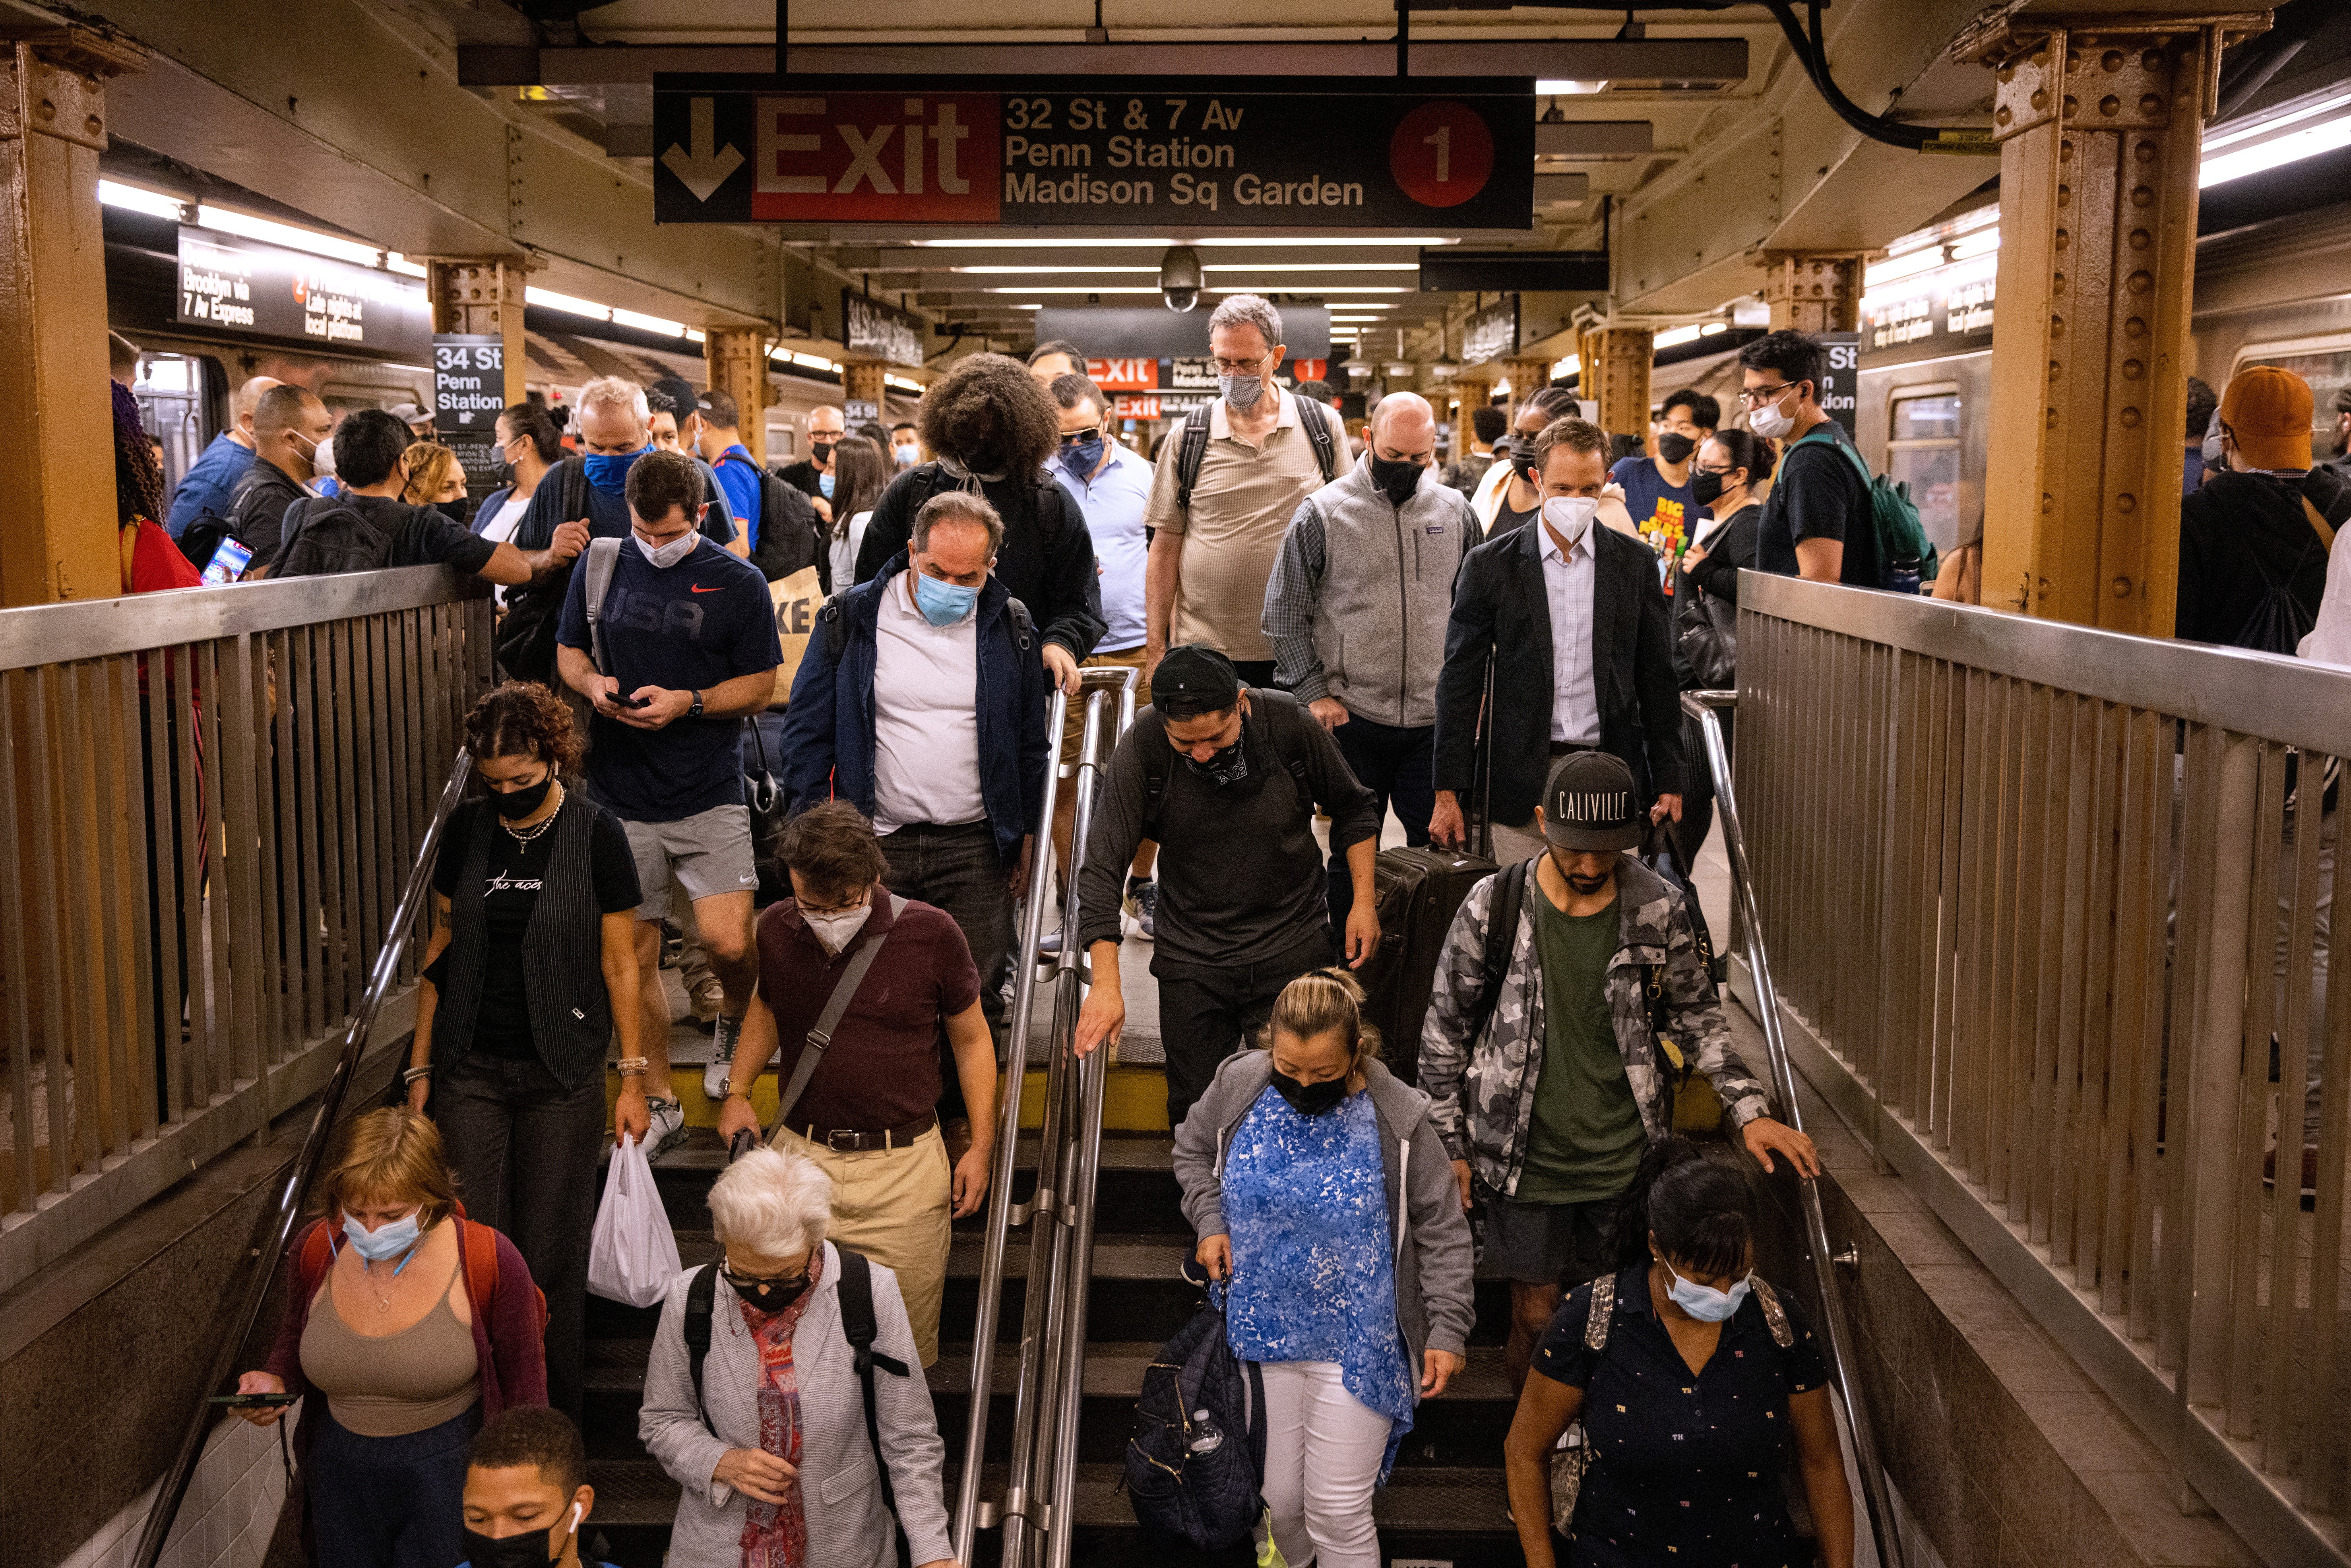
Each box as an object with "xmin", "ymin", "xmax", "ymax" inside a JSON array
[
  {"xmin": 25, "ymin": 665, "xmax": 76, "ymax": 1192},
  {"xmin": 2260, "ymin": 742, "xmax": 2324, "ymax": 1475},
  {"xmin": 2298, "ymin": 769, "xmax": 2351, "ymax": 1515},
  {"xmin": 2223, "ymin": 743, "xmax": 2287, "ymax": 1439},
  {"xmin": 1, "ymin": 669, "xmax": 39, "ymax": 1207}
]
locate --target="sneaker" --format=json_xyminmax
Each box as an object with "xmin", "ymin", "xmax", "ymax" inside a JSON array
[
  {"xmin": 687, "ymin": 972, "xmax": 725, "ymax": 1029},
  {"xmin": 1039, "ymin": 926, "xmax": 1064, "ymax": 958},
  {"xmin": 703, "ymin": 1015, "xmax": 741, "ymax": 1100},
  {"xmin": 659, "ymin": 920, "xmax": 684, "ymax": 970},
  {"xmin": 645, "ymin": 1095, "xmax": 686, "ymax": 1159},
  {"xmin": 1123, "ymin": 879, "xmax": 1157, "ymax": 940}
]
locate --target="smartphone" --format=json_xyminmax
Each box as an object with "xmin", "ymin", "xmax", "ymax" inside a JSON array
[
  {"xmin": 617, "ymin": 692, "xmax": 653, "ymax": 709},
  {"xmin": 728, "ymin": 1128, "xmax": 760, "ymax": 1163},
  {"xmin": 202, "ymin": 537, "xmax": 254, "ymax": 585},
  {"xmin": 208, "ymin": 1392, "xmax": 298, "ymax": 1408}
]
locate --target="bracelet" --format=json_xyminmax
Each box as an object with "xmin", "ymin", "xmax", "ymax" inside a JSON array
[
  {"xmin": 616, "ymin": 1056, "xmax": 650, "ymax": 1078},
  {"xmin": 403, "ymin": 1064, "xmax": 432, "ymax": 1085}
]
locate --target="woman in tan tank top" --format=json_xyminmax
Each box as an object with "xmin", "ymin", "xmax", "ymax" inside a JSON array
[{"xmin": 238, "ymin": 1109, "xmax": 549, "ymax": 1568}]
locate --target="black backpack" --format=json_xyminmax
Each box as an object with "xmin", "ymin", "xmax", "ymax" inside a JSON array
[
  {"xmin": 271, "ymin": 496, "xmax": 399, "ymax": 578},
  {"xmin": 682, "ymin": 1247, "xmax": 911, "ymax": 1526},
  {"xmin": 174, "ymin": 512, "xmax": 244, "ymax": 573},
  {"xmin": 494, "ymin": 458, "xmax": 593, "ymax": 682},
  {"xmin": 722, "ymin": 452, "xmax": 831, "ymax": 591},
  {"xmin": 1135, "ymin": 688, "xmax": 1318, "ymax": 839},
  {"xmin": 1173, "ymin": 389, "xmax": 1338, "ymax": 512},
  {"xmin": 1123, "ymin": 1277, "xmax": 1267, "ymax": 1550}
]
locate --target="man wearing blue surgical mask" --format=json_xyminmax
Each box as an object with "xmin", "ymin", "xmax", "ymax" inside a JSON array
[{"xmin": 780, "ymin": 489, "xmax": 1050, "ymax": 1155}]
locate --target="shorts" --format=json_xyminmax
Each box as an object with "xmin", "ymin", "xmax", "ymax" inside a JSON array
[
  {"xmin": 1060, "ymin": 646, "xmax": 1152, "ymax": 773},
  {"xmin": 622, "ymin": 803, "xmax": 756, "ymax": 920},
  {"xmin": 1481, "ymin": 1187, "xmax": 1617, "ymax": 1289}
]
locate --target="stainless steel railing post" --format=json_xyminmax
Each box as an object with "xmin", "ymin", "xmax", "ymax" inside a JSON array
[{"xmin": 1684, "ymin": 690, "xmax": 1906, "ymax": 1568}]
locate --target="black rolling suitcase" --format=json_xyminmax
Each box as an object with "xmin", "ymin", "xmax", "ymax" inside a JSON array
[{"xmin": 1360, "ymin": 845, "xmax": 1496, "ymax": 1085}]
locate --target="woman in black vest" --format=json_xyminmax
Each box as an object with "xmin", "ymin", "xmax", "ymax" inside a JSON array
[{"xmin": 406, "ymin": 680, "xmax": 644, "ymax": 1420}]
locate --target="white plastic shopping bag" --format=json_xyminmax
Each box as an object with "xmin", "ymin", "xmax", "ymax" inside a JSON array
[{"xmin": 587, "ymin": 1133, "xmax": 682, "ymax": 1307}]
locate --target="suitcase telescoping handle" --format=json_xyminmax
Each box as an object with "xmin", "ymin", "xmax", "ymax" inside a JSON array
[{"xmin": 1475, "ymin": 652, "xmax": 1497, "ymax": 861}]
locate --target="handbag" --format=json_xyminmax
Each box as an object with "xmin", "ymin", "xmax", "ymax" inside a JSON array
[
  {"xmin": 1549, "ymin": 1271, "xmax": 1616, "ymax": 1525},
  {"xmin": 1675, "ymin": 578, "xmax": 1737, "ymax": 691},
  {"xmin": 742, "ymin": 718, "xmax": 790, "ymax": 903}
]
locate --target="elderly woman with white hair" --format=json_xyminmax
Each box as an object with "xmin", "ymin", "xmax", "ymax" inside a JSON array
[{"xmin": 640, "ymin": 1145, "xmax": 960, "ymax": 1568}]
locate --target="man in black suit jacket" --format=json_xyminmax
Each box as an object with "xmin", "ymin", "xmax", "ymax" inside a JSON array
[{"xmin": 1428, "ymin": 416, "xmax": 1684, "ymax": 862}]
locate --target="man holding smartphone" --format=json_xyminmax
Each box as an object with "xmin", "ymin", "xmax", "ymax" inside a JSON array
[{"xmin": 555, "ymin": 450, "xmax": 779, "ymax": 1154}]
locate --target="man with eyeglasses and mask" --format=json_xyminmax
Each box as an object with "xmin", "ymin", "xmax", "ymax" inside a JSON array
[
  {"xmin": 1264, "ymin": 390, "xmax": 1474, "ymax": 932},
  {"xmin": 229, "ymin": 383, "xmax": 335, "ymax": 572},
  {"xmin": 1738, "ymin": 329, "xmax": 1877, "ymax": 589},
  {"xmin": 1142, "ymin": 293, "xmax": 1346, "ymax": 688},
  {"xmin": 1609, "ymin": 388, "xmax": 1717, "ymax": 552},
  {"xmin": 1072, "ymin": 645, "xmax": 1382, "ymax": 1130},
  {"xmin": 1430, "ymin": 417, "xmax": 1684, "ymax": 868},
  {"xmin": 777, "ymin": 404, "xmax": 848, "ymax": 526},
  {"xmin": 1420, "ymin": 750, "xmax": 1817, "ymax": 1391}
]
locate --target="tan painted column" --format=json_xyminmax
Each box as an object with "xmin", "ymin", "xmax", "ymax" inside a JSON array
[
  {"xmin": 704, "ymin": 327, "xmax": 771, "ymax": 463},
  {"xmin": 841, "ymin": 362, "xmax": 888, "ymax": 419},
  {"xmin": 424, "ymin": 259, "xmax": 529, "ymax": 406},
  {"xmin": 1582, "ymin": 330, "xmax": 1654, "ymax": 440},
  {"xmin": 1959, "ymin": 13, "xmax": 2263, "ymax": 634},
  {"xmin": 0, "ymin": 30, "xmax": 145, "ymax": 606},
  {"xmin": 1759, "ymin": 253, "xmax": 1867, "ymax": 333}
]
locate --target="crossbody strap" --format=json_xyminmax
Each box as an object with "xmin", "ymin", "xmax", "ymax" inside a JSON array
[
  {"xmin": 769, "ymin": 894, "xmax": 909, "ymax": 1135},
  {"xmin": 582, "ymin": 537, "xmax": 623, "ymax": 678}
]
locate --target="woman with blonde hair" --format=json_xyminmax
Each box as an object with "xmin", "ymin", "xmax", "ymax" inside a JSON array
[
  {"xmin": 1169, "ymin": 969, "xmax": 1477, "ymax": 1568},
  {"xmin": 401, "ymin": 438, "xmax": 472, "ymax": 524},
  {"xmin": 236, "ymin": 1107, "xmax": 546, "ymax": 1568}
]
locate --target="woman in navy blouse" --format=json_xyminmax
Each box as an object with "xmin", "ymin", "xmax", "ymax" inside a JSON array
[
  {"xmin": 1501, "ymin": 1138, "xmax": 1854, "ymax": 1567},
  {"xmin": 1171, "ymin": 969, "xmax": 1477, "ymax": 1568}
]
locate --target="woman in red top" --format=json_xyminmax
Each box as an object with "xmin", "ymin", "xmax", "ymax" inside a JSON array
[{"xmin": 114, "ymin": 381, "xmax": 203, "ymax": 594}]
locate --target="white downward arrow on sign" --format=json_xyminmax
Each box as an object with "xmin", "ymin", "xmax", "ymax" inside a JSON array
[{"xmin": 661, "ymin": 97, "xmax": 744, "ymax": 202}]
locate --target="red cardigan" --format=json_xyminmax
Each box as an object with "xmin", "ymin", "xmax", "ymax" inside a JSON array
[{"xmin": 264, "ymin": 1215, "xmax": 548, "ymax": 1434}]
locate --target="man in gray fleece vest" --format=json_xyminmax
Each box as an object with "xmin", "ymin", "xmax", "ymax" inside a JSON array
[{"xmin": 1263, "ymin": 391, "xmax": 1476, "ymax": 926}]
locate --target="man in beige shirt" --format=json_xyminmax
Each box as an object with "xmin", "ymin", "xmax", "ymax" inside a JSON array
[{"xmin": 1143, "ymin": 294, "xmax": 1346, "ymax": 685}]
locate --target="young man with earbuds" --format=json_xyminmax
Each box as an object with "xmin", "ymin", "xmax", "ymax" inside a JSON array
[
  {"xmin": 1430, "ymin": 416, "xmax": 1686, "ymax": 866},
  {"xmin": 458, "ymin": 1409, "xmax": 612, "ymax": 1568}
]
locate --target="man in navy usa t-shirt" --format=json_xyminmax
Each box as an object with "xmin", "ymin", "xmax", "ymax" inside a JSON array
[{"xmin": 556, "ymin": 449, "xmax": 778, "ymax": 1154}]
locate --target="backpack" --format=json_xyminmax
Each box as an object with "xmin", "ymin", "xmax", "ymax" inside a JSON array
[
  {"xmin": 174, "ymin": 511, "xmax": 244, "ymax": 572},
  {"xmin": 1173, "ymin": 390, "xmax": 1339, "ymax": 513},
  {"xmin": 682, "ymin": 1248, "xmax": 909, "ymax": 1526},
  {"xmin": 864, "ymin": 463, "xmax": 1072, "ymax": 577},
  {"xmin": 495, "ymin": 458, "xmax": 594, "ymax": 682},
  {"xmin": 721, "ymin": 452, "xmax": 831, "ymax": 591},
  {"xmin": 294, "ymin": 1210, "xmax": 549, "ymax": 1333},
  {"xmin": 1123, "ymin": 1279, "xmax": 1267, "ymax": 1550},
  {"xmin": 1135, "ymin": 688, "xmax": 1317, "ymax": 839},
  {"xmin": 272, "ymin": 495, "xmax": 399, "ymax": 579},
  {"xmin": 1798, "ymin": 432, "xmax": 1938, "ymax": 592}
]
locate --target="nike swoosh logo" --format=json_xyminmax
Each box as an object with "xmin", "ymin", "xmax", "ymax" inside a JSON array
[{"xmin": 690, "ymin": 584, "xmax": 721, "ymax": 593}]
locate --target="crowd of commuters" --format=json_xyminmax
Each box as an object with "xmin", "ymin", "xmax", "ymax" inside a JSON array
[{"xmin": 173, "ymin": 292, "xmax": 2262, "ymax": 1568}]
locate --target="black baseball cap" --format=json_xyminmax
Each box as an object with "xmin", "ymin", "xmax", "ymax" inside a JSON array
[
  {"xmin": 1153, "ymin": 645, "xmax": 1241, "ymax": 714},
  {"xmin": 1541, "ymin": 750, "xmax": 1645, "ymax": 852}
]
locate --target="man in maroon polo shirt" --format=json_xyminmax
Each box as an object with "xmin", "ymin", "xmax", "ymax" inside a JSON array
[{"xmin": 716, "ymin": 800, "xmax": 997, "ymax": 1367}]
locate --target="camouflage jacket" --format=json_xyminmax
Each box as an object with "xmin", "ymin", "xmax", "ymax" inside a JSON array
[{"xmin": 1417, "ymin": 854, "xmax": 1771, "ymax": 1198}]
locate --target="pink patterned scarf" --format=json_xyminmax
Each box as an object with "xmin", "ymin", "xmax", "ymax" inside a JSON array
[{"xmin": 737, "ymin": 1250, "xmax": 824, "ymax": 1568}]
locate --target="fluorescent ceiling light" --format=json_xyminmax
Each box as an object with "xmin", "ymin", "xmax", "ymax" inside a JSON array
[
  {"xmin": 685, "ymin": 328, "xmax": 706, "ymax": 343},
  {"xmin": 2206, "ymin": 89, "xmax": 2351, "ymax": 153},
  {"xmin": 1537, "ymin": 80, "xmax": 1607, "ymax": 95},
  {"xmin": 1553, "ymin": 355, "xmax": 1582, "ymax": 377},
  {"xmin": 788, "ymin": 351, "xmax": 841, "ymax": 372},
  {"xmin": 885, "ymin": 374, "xmax": 925, "ymax": 391},
  {"xmin": 528, "ymin": 287, "xmax": 612, "ymax": 320},
  {"xmin": 1324, "ymin": 302, "xmax": 1398, "ymax": 310},
  {"xmin": 99, "ymin": 179, "xmax": 187, "ymax": 220},
  {"xmin": 954, "ymin": 265, "xmax": 1159, "ymax": 275},
  {"xmin": 1700, "ymin": 322, "xmax": 1727, "ymax": 336},
  {"xmin": 1653, "ymin": 325, "xmax": 1704, "ymax": 349},
  {"xmin": 987, "ymin": 286, "xmax": 1181, "ymax": 295},
  {"xmin": 2202, "ymin": 110, "xmax": 2351, "ymax": 186},
  {"xmin": 385, "ymin": 254, "xmax": 428, "ymax": 278},
  {"xmin": 1202, "ymin": 262, "xmax": 1420, "ymax": 273},
  {"xmin": 195, "ymin": 204, "xmax": 385, "ymax": 269},
  {"xmin": 1947, "ymin": 229, "xmax": 2000, "ymax": 261},
  {"xmin": 1864, "ymin": 247, "xmax": 1946, "ymax": 290},
  {"xmin": 612, "ymin": 307, "xmax": 688, "ymax": 337},
  {"xmin": 911, "ymin": 235, "xmax": 1458, "ymax": 248}
]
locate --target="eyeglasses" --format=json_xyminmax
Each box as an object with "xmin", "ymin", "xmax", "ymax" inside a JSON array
[
  {"xmin": 1738, "ymin": 384, "xmax": 1794, "ymax": 407},
  {"xmin": 1211, "ymin": 355, "xmax": 1268, "ymax": 375},
  {"xmin": 1059, "ymin": 427, "xmax": 1101, "ymax": 446},
  {"xmin": 1696, "ymin": 464, "xmax": 1737, "ymax": 477}
]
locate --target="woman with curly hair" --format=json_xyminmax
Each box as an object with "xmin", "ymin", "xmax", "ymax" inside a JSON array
[
  {"xmin": 400, "ymin": 439, "xmax": 472, "ymax": 525},
  {"xmin": 852, "ymin": 351, "xmax": 1106, "ymax": 692},
  {"xmin": 407, "ymin": 680, "xmax": 645, "ymax": 1420}
]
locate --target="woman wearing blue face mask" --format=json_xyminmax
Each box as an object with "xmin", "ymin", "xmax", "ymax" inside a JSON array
[
  {"xmin": 238, "ymin": 1108, "xmax": 548, "ymax": 1568},
  {"xmin": 1502, "ymin": 1138, "xmax": 1853, "ymax": 1568}
]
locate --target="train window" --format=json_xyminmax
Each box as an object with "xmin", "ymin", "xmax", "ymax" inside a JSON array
[
  {"xmin": 135, "ymin": 354, "xmax": 208, "ymax": 498},
  {"xmin": 2231, "ymin": 341, "xmax": 2351, "ymax": 469},
  {"xmin": 1887, "ymin": 387, "xmax": 1965, "ymax": 552}
]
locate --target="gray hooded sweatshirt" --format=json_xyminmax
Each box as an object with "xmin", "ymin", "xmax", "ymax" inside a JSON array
[{"xmin": 1170, "ymin": 1051, "xmax": 1478, "ymax": 1373}]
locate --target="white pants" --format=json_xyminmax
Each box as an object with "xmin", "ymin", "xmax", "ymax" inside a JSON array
[{"xmin": 1258, "ymin": 1360, "xmax": 1393, "ymax": 1568}]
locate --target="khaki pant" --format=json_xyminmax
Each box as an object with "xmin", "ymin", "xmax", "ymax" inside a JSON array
[
  {"xmin": 771, "ymin": 1124, "xmax": 954, "ymax": 1366},
  {"xmin": 1490, "ymin": 816, "xmax": 1549, "ymax": 866}
]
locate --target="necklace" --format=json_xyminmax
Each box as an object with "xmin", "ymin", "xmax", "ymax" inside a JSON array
[
  {"xmin": 503, "ymin": 782, "xmax": 564, "ymax": 843},
  {"xmin": 360, "ymin": 1244, "xmax": 419, "ymax": 1313}
]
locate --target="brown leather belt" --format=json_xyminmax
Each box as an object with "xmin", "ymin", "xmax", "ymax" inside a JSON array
[{"xmin": 792, "ymin": 1110, "xmax": 938, "ymax": 1153}]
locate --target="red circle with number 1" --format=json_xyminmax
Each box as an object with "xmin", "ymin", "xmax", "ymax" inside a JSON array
[{"xmin": 1389, "ymin": 102, "xmax": 1495, "ymax": 208}]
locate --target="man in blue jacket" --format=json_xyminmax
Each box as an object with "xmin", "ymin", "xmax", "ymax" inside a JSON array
[{"xmin": 781, "ymin": 489, "xmax": 1050, "ymax": 1074}]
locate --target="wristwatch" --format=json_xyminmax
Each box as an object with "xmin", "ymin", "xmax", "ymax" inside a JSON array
[{"xmin": 688, "ymin": 688, "xmax": 705, "ymax": 719}]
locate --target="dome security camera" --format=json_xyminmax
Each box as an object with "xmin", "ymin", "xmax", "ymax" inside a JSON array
[{"xmin": 1159, "ymin": 245, "xmax": 1203, "ymax": 313}]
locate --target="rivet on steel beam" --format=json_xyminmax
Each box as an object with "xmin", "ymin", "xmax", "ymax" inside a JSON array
[
  {"xmin": 2125, "ymin": 315, "xmax": 2147, "ymax": 337},
  {"xmin": 2127, "ymin": 269, "xmax": 2153, "ymax": 294},
  {"xmin": 2100, "ymin": 94, "xmax": 2120, "ymax": 116},
  {"xmin": 2113, "ymin": 577, "xmax": 2133, "ymax": 597},
  {"xmin": 2140, "ymin": 93, "xmax": 2162, "ymax": 116},
  {"xmin": 2122, "ymin": 358, "xmax": 2144, "ymax": 379},
  {"xmin": 2120, "ymin": 407, "xmax": 2141, "ymax": 428},
  {"xmin": 2116, "ymin": 492, "xmax": 2137, "ymax": 514},
  {"xmin": 2066, "ymin": 95, "xmax": 2080, "ymax": 116},
  {"xmin": 2102, "ymin": 49, "xmax": 2125, "ymax": 72},
  {"xmin": 2131, "ymin": 184, "xmax": 2154, "ymax": 208},
  {"xmin": 1832, "ymin": 1248, "xmax": 1859, "ymax": 1271}
]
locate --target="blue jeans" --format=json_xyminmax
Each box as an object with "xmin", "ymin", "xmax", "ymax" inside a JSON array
[{"xmin": 1326, "ymin": 713, "xmax": 1436, "ymax": 930}]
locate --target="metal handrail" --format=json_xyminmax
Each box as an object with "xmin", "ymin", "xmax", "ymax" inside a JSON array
[
  {"xmin": 1683, "ymin": 690, "xmax": 1905, "ymax": 1568},
  {"xmin": 956, "ymin": 667, "xmax": 1138, "ymax": 1566},
  {"xmin": 130, "ymin": 746, "xmax": 477, "ymax": 1568}
]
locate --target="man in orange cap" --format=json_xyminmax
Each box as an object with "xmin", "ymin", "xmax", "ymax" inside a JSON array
[{"xmin": 2176, "ymin": 364, "xmax": 2340, "ymax": 650}]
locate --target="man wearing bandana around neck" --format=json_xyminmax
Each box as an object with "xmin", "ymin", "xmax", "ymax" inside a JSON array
[{"xmin": 1072, "ymin": 645, "xmax": 1384, "ymax": 1130}]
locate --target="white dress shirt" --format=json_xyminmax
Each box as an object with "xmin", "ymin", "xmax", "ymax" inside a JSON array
[
  {"xmin": 1539, "ymin": 523, "xmax": 1602, "ymax": 745},
  {"xmin": 871, "ymin": 575, "xmax": 986, "ymax": 832}
]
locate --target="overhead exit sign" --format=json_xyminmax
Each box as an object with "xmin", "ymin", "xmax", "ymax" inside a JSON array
[{"xmin": 653, "ymin": 76, "xmax": 1535, "ymax": 230}]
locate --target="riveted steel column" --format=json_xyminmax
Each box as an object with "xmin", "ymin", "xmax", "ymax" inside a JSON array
[
  {"xmin": 1959, "ymin": 15, "xmax": 2265, "ymax": 635},
  {"xmin": 704, "ymin": 327, "xmax": 772, "ymax": 464},
  {"xmin": 841, "ymin": 361, "xmax": 888, "ymax": 419},
  {"xmin": 1582, "ymin": 330, "xmax": 1652, "ymax": 439},
  {"xmin": 425, "ymin": 258, "xmax": 529, "ymax": 406},
  {"xmin": 1759, "ymin": 252, "xmax": 1866, "ymax": 333},
  {"xmin": 0, "ymin": 30, "xmax": 146, "ymax": 607}
]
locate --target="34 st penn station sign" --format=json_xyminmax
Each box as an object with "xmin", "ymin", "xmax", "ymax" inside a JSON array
[{"xmin": 652, "ymin": 77, "xmax": 1534, "ymax": 230}]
